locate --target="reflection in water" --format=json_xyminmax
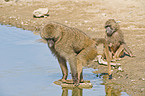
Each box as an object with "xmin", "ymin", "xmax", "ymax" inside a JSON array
[
  {"xmin": 61, "ymin": 87, "xmax": 82, "ymax": 96},
  {"xmin": 0, "ymin": 25, "xmax": 129, "ymax": 96},
  {"xmin": 60, "ymin": 83, "xmax": 125, "ymax": 96},
  {"xmin": 56, "ymin": 71, "xmax": 128, "ymax": 96},
  {"xmin": 60, "ymin": 82, "xmax": 128, "ymax": 96},
  {"xmin": 104, "ymin": 83, "xmax": 122, "ymax": 96}
]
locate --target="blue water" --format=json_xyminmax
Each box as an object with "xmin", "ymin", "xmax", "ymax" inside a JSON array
[{"xmin": 0, "ymin": 25, "xmax": 128, "ymax": 96}]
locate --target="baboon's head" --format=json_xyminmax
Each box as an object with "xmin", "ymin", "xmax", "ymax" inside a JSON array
[
  {"xmin": 41, "ymin": 23, "xmax": 61, "ymax": 47},
  {"xmin": 41, "ymin": 24, "xmax": 55, "ymax": 39},
  {"xmin": 105, "ymin": 19, "xmax": 120, "ymax": 36}
]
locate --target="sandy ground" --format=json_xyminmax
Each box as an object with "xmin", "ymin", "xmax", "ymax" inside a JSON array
[{"xmin": 0, "ymin": 0, "xmax": 145, "ymax": 95}]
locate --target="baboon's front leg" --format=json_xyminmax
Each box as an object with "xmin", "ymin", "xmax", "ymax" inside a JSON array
[{"xmin": 57, "ymin": 56, "xmax": 68, "ymax": 83}]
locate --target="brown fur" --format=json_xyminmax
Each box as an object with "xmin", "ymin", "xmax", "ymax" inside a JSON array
[
  {"xmin": 104, "ymin": 19, "xmax": 134, "ymax": 60},
  {"xmin": 41, "ymin": 22, "xmax": 112, "ymax": 86}
]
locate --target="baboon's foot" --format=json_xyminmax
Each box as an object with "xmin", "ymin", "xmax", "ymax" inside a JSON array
[
  {"xmin": 59, "ymin": 79, "xmax": 74, "ymax": 84},
  {"xmin": 74, "ymin": 82, "xmax": 80, "ymax": 87},
  {"xmin": 81, "ymin": 79, "xmax": 84, "ymax": 83}
]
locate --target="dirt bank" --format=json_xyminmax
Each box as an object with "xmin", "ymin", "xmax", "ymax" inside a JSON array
[{"xmin": 0, "ymin": 0, "xmax": 145, "ymax": 96}]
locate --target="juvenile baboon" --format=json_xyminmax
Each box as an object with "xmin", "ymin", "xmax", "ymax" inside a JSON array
[
  {"xmin": 104, "ymin": 19, "xmax": 134, "ymax": 60},
  {"xmin": 41, "ymin": 22, "xmax": 112, "ymax": 86}
]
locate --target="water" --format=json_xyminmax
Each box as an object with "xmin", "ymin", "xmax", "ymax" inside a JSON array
[{"xmin": 0, "ymin": 25, "xmax": 129, "ymax": 96}]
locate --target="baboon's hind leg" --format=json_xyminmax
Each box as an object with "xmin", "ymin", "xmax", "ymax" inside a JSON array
[{"xmin": 76, "ymin": 46, "xmax": 98, "ymax": 83}]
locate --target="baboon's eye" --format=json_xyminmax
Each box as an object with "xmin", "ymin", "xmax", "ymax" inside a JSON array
[
  {"xmin": 105, "ymin": 25, "xmax": 111, "ymax": 28},
  {"xmin": 45, "ymin": 38, "xmax": 55, "ymax": 41}
]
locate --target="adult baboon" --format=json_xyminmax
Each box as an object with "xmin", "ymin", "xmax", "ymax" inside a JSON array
[
  {"xmin": 104, "ymin": 19, "xmax": 134, "ymax": 60},
  {"xmin": 41, "ymin": 22, "xmax": 112, "ymax": 86}
]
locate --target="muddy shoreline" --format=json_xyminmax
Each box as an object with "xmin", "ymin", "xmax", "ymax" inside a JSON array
[{"xmin": 0, "ymin": 0, "xmax": 145, "ymax": 96}]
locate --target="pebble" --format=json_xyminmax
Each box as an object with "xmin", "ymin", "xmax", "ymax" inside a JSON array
[
  {"xmin": 102, "ymin": 13, "xmax": 106, "ymax": 16},
  {"xmin": 21, "ymin": 22, "xmax": 24, "ymax": 25},
  {"xmin": 84, "ymin": 20, "xmax": 88, "ymax": 23},
  {"xmin": 116, "ymin": 21, "xmax": 121, "ymax": 23},
  {"xmin": 118, "ymin": 66, "xmax": 123, "ymax": 72},
  {"xmin": 33, "ymin": 8, "xmax": 49, "ymax": 18},
  {"xmin": 88, "ymin": 27, "xmax": 91, "ymax": 30},
  {"xmin": 139, "ymin": 78, "xmax": 145, "ymax": 81},
  {"xmin": 131, "ymin": 80, "xmax": 135, "ymax": 82},
  {"xmin": 129, "ymin": 11, "xmax": 133, "ymax": 14},
  {"xmin": 141, "ymin": 88, "xmax": 144, "ymax": 92}
]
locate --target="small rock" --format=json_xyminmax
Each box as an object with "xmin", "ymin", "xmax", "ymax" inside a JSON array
[
  {"xmin": 118, "ymin": 66, "xmax": 123, "ymax": 72},
  {"xmin": 102, "ymin": 13, "xmax": 106, "ymax": 16},
  {"xmin": 113, "ymin": 78, "xmax": 116, "ymax": 80},
  {"xmin": 131, "ymin": 80, "xmax": 135, "ymax": 82},
  {"xmin": 139, "ymin": 78, "xmax": 145, "ymax": 81},
  {"xmin": 88, "ymin": 27, "xmax": 91, "ymax": 30},
  {"xmin": 116, "ymin": 21, "xmax": 121, "ymax": 23},
  {"xmin": 129, "ymin": 11, "xmax": 133, "ymax": 14},
  {"xmin": 21, "ymin": 22, "xmax": 24, "ymax": 25},
  {"xmin": 65, "ymin": 21, "xmax": 68, "ymax": 23},
  {"xmin": 141, "ymin": 88, "xmax": 144, "ymax": 92},
  {"xmin": 33, "ymin": 8, "xmax": 49, "ymax": 18},
  {"xmin": 0, "ymin": 5, "xmax": 3, "ymax": 8},
  {"xmin": 84, "ymin": 20, "xmax": 88, "ymax": 23}
]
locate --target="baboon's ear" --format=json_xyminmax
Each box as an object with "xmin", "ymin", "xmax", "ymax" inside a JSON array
[{"xmin": 112, "ymin": 21, "xmax": 120, "ymax": 31}]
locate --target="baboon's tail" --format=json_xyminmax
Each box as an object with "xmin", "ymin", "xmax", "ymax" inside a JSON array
[
  {"xmin": 93, "ymin": 38, "xmax": 107, "ymax": 45},
  {"xmin": 93, "ymin": 38, "xmax": 112, "ymax": 79}
]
